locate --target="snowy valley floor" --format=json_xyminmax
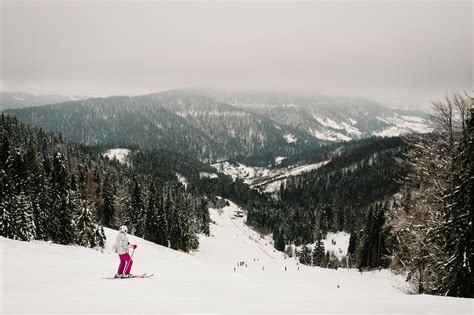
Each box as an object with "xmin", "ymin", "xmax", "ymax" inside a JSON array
[{"xmin": 1, "ymin": 201, "xmax": 473, "ymax": 314}]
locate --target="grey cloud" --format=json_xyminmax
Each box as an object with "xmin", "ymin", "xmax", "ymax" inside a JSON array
[{"xmin": 1, "ymin": 1, "xmax": 472, "ymax": 107}]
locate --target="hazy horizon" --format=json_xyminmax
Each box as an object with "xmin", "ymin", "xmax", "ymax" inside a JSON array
[{"xmin": 1, "ymin": 1, "xmax": 472, "ymax": 109}]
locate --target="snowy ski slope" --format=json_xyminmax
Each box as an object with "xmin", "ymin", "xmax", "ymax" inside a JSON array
[{"xmin": 1, "ymin": 201, "xmax": 472, "ymax": 313}]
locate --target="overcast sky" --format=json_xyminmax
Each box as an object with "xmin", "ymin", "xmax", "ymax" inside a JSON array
[{"xmin": 1, "ymin": 0, "xmax": 472, "ymax": 107}]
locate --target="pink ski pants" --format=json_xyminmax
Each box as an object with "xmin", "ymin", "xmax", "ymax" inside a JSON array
[{"xmin": 117, "ymin": 253, "xmax": 133, "ymax": 275}]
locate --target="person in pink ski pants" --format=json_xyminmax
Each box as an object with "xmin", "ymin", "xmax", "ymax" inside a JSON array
[{"xmin": 113, "ymin": 225, "xmax": 137, "ymax": 278}]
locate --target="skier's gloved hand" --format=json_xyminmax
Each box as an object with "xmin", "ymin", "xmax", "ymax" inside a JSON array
[{"xmin": 133, "ymin": 244, "xmax": 138, "ymax": 249}]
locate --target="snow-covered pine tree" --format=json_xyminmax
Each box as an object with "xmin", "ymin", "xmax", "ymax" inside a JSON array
[
  {"xmin": 0, "ymin": 168, "xmax": 14, "ymax": 238},
  {"xmin": 199, "ymin": 197, "xmax": 211, "ymax": 236},
  {"xmin": 155, "ymin": 187, "xmax": 169, "ymax": 246},
  {"xmin": 75, "ymin": 200, "xmax": 99, "ymax": 248},
  {"xmin": 142, "ymin": 183, "xmax": 159, "ymax": 243},
  {"xmin": 12, "ymin": 189, "xmax": 36, "ymax": 241},
  {"xmin": 95, "ymin": 225, "xmax": 106, "ymax": 248},
  {"xmin": 99, "ymin": 174, "xmax": 116, "ymax": 228},
  {"xmin": 49, "ymin": 152, "xmax": 75, "ymax": 245},
  {"xmin": 128, "ymin": 180, "xmax": 144, "ymax": 235},
  {"xmin": 178, "ymin": 192, "xmax": 199, "ymax": 251}
]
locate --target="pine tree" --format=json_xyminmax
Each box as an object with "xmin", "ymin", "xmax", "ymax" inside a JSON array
[
  {"xmin": 199, "ymin": 197, "xmax": 211, "ymax": 236},
  {"xmin": 128, "ymin": 180, "xmax": 144, "ymax": 235},
  {"xmin": 274, "ymin": 228, "xmax": 286, "ymax": 251},
  {"xmin": 75, "ymin": 200, "xmax": 98, "ymax": 248},
  {"xmin": 312, "ymin": 239, "xmax": 326, "ymax": 267},
  {"xmin": 49, "ymin": 153, "xmax": 75, "ymax": 245},
  {"xmin": 298, "ymin": 245, "xmax": 312, "ymax": 266},
  {"xmin": 99, "ymin": 175, "xmax": 116, "ymax": 227},
  {"xmin": 348, "ymin": 231, "xmax": 358, "ymax": 256},
  {"xmin": 143, "ymin": 183, "xmax": 159, "ymax": 243},
  {"xmin": 95, "ymin": 225, "xmax": 106, "ymax": 248},
  {"xmin": 12, "ymin": 190, "xmax": 36, "ymax": 241},
  {"xmin": 0, "ymin": 168, "xmax": 14, "ymax": 238},
  {"xmin": 356, "ymin": 206, "xmax": 375, "ymax": 268},
  {"xmin": 177, "ymin": 193, "xmax": 199, "ymax": 251},
  {"xmin": 356, "ymin": 204, "xmax": 387, "ymax": 269}
]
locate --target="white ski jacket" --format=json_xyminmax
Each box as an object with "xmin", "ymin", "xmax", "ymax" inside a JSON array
[{"xmin": 114, "ymin": 232, "xmax": 132, "ymax": 255}]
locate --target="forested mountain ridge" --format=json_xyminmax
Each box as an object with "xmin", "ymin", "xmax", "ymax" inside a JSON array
[
  {"xmin": 0, "ymin": 92, "xmax": 86, "ymax": 110},
  {"xmin": 4, "ymin": 90, "xmax": 319, "ymax": 163},
  {"xmin": 3, "ymin": 88, "xmax": 432, "ymax": 164}
]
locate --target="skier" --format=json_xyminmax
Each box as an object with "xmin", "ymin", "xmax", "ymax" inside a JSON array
[{"xmin": 113, "ymin": 225, "xmax": 137, "ymax": 278}]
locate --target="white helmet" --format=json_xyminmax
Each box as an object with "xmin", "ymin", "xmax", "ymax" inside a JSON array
[{"xmin": 119, "ymin": 225, "xmax": 128, "ymax": 233}]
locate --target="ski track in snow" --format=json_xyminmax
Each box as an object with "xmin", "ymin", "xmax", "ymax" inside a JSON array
[{"xmin": 1, "ymin": 201, "xmax": 473, "ymax": 313}]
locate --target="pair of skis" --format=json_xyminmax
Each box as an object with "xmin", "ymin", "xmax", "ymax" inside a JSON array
[{"xmin": 102, "ymin": 273, "xmax": 154, "ymax": 280}]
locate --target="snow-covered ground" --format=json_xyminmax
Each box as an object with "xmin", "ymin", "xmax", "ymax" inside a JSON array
[
  {"xmin": 253, "ymin": 160, "xmax": 329, "ymax": 194},
  {"xmin": 283, "ymin": 133, "xmax": 297, "ymax": 143},
  {"xmin": 308, "ymin": 113, "xmax": 431, "ymax": 141},
  {"xmin": 374, "ymin": 114, "xmax": 432, "ymax": 137},
  {"xmin": 211, "ymin": 160, "xmax": 329, "ymax": 194},
  {"xmin": 1, "ymin": 201, "xmax": 472, "ymax": 313},
  {"xmin": 309, "ymin": 127, "xmax": 353, "ymax": 142},
  {"xmin": 102, "ymin": 148, "xmax": 131, "ymax": 165},
  {"xmin": 175, "ymin": 173, "xmax": 189, "ymax": 190}
]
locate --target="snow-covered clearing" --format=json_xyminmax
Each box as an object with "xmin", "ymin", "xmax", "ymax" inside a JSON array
[
  {"xmin": 102, "ymin": 148, "xmax": 131, "ymax": 165},
  {"xmin": 1, "ymin": 201, "xmax": 472, "ymax": 313},
  {"xmin": 309, "ymin": 128, "xmax": 352, "ymax": 142},
  {"xmin": 283, "ymin": 133, "xmax": 297, "ymax": 143},
  {"xmin": 211, "ymin": 161, "xmax": 269, "ymax": 184},
  {"xmin": 313, "ymin": 115, "xmax": 361, "ymax": 137},
  {"xmin": 211, "ymin": 160, "xmax": 329, "ymax": 193},
  {"xmin": 292, "ymin": 231, "xmax": 351, "ymax": 261},
  {"xmin": 253, "ymin": 160, "xmax": 329, "ymax": 193},
  {"xmin": 176, "ymin": 173, "xmax": 189, "ymax": 189},
  {"xmin": 199, "ymin": 171, "xmax": 219, "ymax": 179},
  {"xmin": 374, "ymin": 115, "xmax": 432, "ymax": 137}
]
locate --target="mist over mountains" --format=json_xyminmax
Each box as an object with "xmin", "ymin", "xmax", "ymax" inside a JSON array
[{"xmin": 0, "ymin": 92, "xmax": 87, "ymax": 110}]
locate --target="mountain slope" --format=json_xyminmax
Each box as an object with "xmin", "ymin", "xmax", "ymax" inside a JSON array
[{"xmin": 2, "ymin": 200, "xmax": 471, "ymax": 314}]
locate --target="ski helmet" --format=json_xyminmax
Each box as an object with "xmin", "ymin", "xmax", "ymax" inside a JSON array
[{"xmin": 119, "ymin": 225, "xmax": 128, "ymax": 233}]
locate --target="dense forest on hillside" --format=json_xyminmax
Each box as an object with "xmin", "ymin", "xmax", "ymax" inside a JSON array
[{"xmin": 0, "ymin": 114, "xmax": 211, "ymax": 251}]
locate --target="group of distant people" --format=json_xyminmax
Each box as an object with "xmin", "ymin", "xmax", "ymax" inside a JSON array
[{"xmin": 232, "ymin": 258, "xmax": 302, "ymax": 272}]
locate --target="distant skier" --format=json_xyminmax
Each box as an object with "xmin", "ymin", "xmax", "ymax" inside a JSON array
[{"xmin": 113, "ymin": 225, "xmax": 137, "ymax": 278}]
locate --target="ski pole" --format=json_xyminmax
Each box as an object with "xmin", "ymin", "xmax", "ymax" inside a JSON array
[{"xmin": 124, "ymin": 247, "xmax": 136, "ymax": 275}]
